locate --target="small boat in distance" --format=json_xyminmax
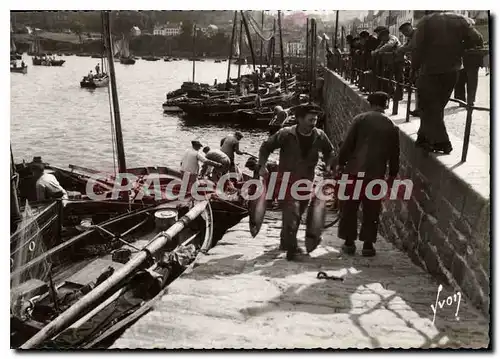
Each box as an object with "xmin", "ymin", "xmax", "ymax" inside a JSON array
[
  {"xmin": 80, "ymin": 73, "xmax": 109, "ymax": 88},
  {"xmin": 10, "ymin": 60, "xmax": 28, "ymax": 74}
]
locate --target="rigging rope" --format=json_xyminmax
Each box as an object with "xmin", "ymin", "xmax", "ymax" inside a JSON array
[{"xmin": 243, "ymin": 11, "xmax": 276, "ymax": 42}]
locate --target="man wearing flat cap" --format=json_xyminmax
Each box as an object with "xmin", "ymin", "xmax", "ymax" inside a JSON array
[
  {"xmin": 337, "ymin": 91, "xmax": 400, "ymax": 257},
  {"xmin": 372, "ymin": 27, "xmax": 400, "ymax": 55},
  {"xmin": 258, "ymin": 103, "xmax": 336, "ymax": 261}
]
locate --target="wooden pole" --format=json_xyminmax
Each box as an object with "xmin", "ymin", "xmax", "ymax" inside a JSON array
[
  {"xmin": 278, "ymin": 10, "xmax": 287, "ymax": 93},
  {"xmin": 260, "ymin": 11, "xmax": 264, "ymax": 69},
  {"xmin": 102, "ymin": 11, "xmax": 127, "ymax": 178},
  {"xmin": 226, "ymin": 11, "xmax": 238, "ymax": 85},
  {"xmin": 237, "ymin": 19, "xmax": 243, "ymax": 84},
  {"xmin": 271, "ymin": 18, "xmax": 276, "ymax": 70},
  {"xmin": 192, "ymin": 23, "xmax": 196, "ymax": 83},
  {"xmin": 334, "ymin": 10, "xmax": 339, "ymax": 48},
  {"xmin": 20, "ymin": 200, "xmax": 209, "ymax": 349},
  {"xmin": 241, "ymin": 11, "xmax": 257, "ymax": 73},
  {"xmin": 306, "ymin": 18, "xmax": 309, "ymax": 69}
]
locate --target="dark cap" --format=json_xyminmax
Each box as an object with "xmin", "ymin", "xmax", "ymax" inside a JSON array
[
  {"xmin": 367, "ymin": 91, "xmax": 390, "ymax": 107},
  {"xmin": 398, "ymin": 22, "xmax": 413, "ymax": 30},
  {"xmin": 292, "ymin": 103, "xmax": 324, "ymax": 118},
  {"xmin": 374, "ymin": 26, "xmax": 389, "ymax": 34},
  {"xmin": 32, "ymin": 156, "xmax": 43, "ymax": 163},
  {"xmin": 30, "ymin": 162, "xmax": 45, "ymax": 172},
  {"xmin": 191, "ymin": 140, "xmax": 203, "ymax": 147},
  {"xmin": 359, "ymin": 30, "xmax": 370, "ymax": 38},
  {"xmin": 234, "ymin": 131, "xmax": 243, "ymax": 139}
]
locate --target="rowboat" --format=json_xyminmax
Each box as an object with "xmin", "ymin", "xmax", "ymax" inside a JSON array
[
  {"xmin": 11, "ymin": 198, "xmax": 214, "ymax": 348},
  {"xmin": 11, "ymin": 65, "xmax": 28, "ymax": 74},
  {"xmin": 80, "ymin": 74, "xmax": 110, "ymax": 89}
]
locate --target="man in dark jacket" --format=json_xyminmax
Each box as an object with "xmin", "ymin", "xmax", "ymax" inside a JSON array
[
  {"xmin": 258, "ymin": 104, "xmax": 335, "ymax": 261},
  {"xmin": 411, "ymin": 11, "xmax": 481, "ymax": 154},
  {"xmin": 453, "ymin": 20, "xmax": 484, "ymax": 106},
  {"xmin": 336, "ymin": 92, "xmax": 400, "ymax": 257}
]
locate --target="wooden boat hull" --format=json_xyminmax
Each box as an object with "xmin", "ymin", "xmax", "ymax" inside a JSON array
[
  {"xmin": 15, "ymin": 162, "xmax": 248, "ymax": 246},
  {"xmin": 11, "ymin": 66, "xmax": 28, "ymax": 74},
  {"xmin": 32, "ymin": 58, "xmax": 65, "ymax": 67},
  {"xmin": 119, "ymin": 57, "xmax": 135, "ymax": 65},
  {"xmin": 80, "ymin": 75, "xmax": 110, "ymax": 88},
  {"xmin": 11, "ymin": 200, "xmax": 214, "ymax": 349}
]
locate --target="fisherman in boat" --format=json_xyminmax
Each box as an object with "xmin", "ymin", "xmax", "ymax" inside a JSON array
[
  {"xmin": 220, "ymin": 131, "xmax": 251, "ymax": 174},
  {"xmin": 269, "ymin": 106, "xmax": 287, "ymax": 128},
  {"xmin": 31, "ymin": 162, "xmax": 68, "ymax": 202},
  {"xmin": 21, "ymin": 60, "xmax": 25, "ymax": 68},
  {"xmin": 257, "ymin": 103, "xmax": 336, "ymax": 261},
  {"xmin": 95, "ymin": 63, "xmax": 100, "ymax": 75},
  {"xmin": 88, "ymin": 70, "xmax": 94, "ymax": 80},
  {"xmin": 200, "ymin": 146, "xmax": 232, "ymax": 184},
  {"xmin": 180, "ymin": 140, "xmax": 223, "ymax": 194}
]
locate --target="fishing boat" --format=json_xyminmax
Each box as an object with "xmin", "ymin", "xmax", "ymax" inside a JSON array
[
  {"xmin": 11, "ymin": 61, "xmax": 28, "ymax": 74},
  {"xmin": 142, "ymin": 55, "xmax": 160, "ymax": 61},
  {"xmin": 80, "ymin": 74, "xmax": 110, "ymax": 88},
  {"xmin": 116, "ymin": 35, "xmax": 135, "ymax": 65},
  {"xmin": 11, "ymin": 12, "xmax": 220, "ymax": 349},
  {"xmin": 30, "ymin": 37, "xmax": 65, "ymax": 67},
  {"xmin": 11, "ymin": 197, "xmax": 215, "ymax": 349}
]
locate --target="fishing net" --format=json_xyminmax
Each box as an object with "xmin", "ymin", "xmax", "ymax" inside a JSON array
[{"xmin": 11, "ymin": 201, "xmax": 54, "ymax": 316}]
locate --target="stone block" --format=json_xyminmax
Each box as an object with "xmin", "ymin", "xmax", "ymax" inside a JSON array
[
  {"xmin": 462, "ymin": 191, "xmax": 489, "ymax": 231},
  {"xmin": 407, "ymin": 197, "xmax": 423, "ymax": 229},
  {"xmin": 450, "ymin": 254, "xmax": 468, "ymax": 285},
  {"xmin": 435, "ymin": 197, "xmax": 462, "ymax": 235},
  {"xmin": 474, "ymin": 267, "xmax": 490, "ymax": 296},
  {"xmin": 447, "ymin": 224, "xmax": 468, "ymax": 256},
  {"xmin": 437, "ymin": 239, "xmax": 455, "ymax": 272},
  {"xmin": 439, "ymin": 170, "xmax": 468, "ymax": 213},
  {"xmin": 418, "ymin": 214, "xmax": 437, "ymax": 244}
]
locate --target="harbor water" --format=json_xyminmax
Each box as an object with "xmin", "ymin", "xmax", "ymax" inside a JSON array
[{"xmin": 11, "ymin": 55, "xmax": 274, "ymax": 174}]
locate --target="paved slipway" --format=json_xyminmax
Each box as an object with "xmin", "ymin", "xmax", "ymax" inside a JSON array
[{"xmin": 112, "ymin": 212, "xmax": 489, "ymax": 349}]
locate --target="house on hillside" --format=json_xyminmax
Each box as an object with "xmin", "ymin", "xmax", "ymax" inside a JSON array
[
  {"xmin": 131, "ymin": 26, "xmax": 141, "ymax": 37},
  {"xmin": 153, "ymin": 22, "xmax": 182, "ymax": 37}
]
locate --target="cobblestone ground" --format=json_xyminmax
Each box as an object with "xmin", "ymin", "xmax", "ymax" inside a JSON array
[{"xmin": 111, "ymin": 213, "xmax": 490, "ymax": 349}]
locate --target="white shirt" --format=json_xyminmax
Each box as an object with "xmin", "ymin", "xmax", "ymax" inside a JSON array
[
  {"xmin": 36, "ymin": 172, "xmax": 68, "ymax": 201},
  {"xmin": 180, "ymin": 149, "xmax": 207, "ymax": 174}
]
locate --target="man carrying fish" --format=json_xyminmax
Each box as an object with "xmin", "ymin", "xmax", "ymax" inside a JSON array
[
  {"xmin": 336, "ymin": 91, "xmax": 400, "ymax": 257},
  {"xmin": 257, "ymin": 103, "xmax": 336, "ymax": 261}
]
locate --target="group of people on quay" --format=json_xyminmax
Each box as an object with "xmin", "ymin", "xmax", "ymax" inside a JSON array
[
  {"xmin": 22, "ymin": 10, "xmax": 486, "ymax": 264},
  {"xmin": 179, "ymin": 92, "xmax": 399, "ymax": 261},
  {"xmin": 328, "ymin": 10, "xmax": 488, "ymax": 155}
]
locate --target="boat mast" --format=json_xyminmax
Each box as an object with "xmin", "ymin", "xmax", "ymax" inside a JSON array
[
  {"xmin": 237, "ymin": 19, "xmax": 243, "ymax": 83},
  {"xmin": 226, "ymin": 11, "xmax": 238, "ymax": 86},
  {"xmin": 241, "ymin": 11, "xmax": 256, "ymax": 73},
  {"xmin": 260, "ymin": 11, "xmax": 264, "ymax": 70},
  {"xmin": 271, "ymin": 18, "xmax": 276, "ymax": 71},
  {"xmin": 278, "ymin": 10, "xmax": 287, "ymax": 93},
  {"xmin": 192, "ymin": 23, "xmax": 196, "ymax": 83},
  {"xmin": 103, "ymin": 11, "xmax": 127, "ymax": 177}
]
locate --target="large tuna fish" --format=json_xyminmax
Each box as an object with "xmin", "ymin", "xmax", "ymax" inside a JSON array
[
  {"xmin": 305, "ymin": 181, "xmax": 331, "ymax": 253},
  {"xmin": 248, "ymin": 170, "xmax": 267, "ymax": 238}
]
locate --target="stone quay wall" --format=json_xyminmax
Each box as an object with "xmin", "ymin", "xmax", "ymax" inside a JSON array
[{"xmin": 322, "ymin": 69, "xmax": 490, "ymax": 316}]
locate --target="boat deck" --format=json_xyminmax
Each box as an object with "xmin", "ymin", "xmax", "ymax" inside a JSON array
[{"xmin": 111, "ymin": 212, "xmax": 490, "ymax": 349}]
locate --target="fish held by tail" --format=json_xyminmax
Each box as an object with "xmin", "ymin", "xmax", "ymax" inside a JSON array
[
  {"xmin": 305, "ymin": 189, "xmax": 327, "ymax": 253},
  {"xmin": 248, "ymin": 172, "xmax": 267, "ymax": 238}
]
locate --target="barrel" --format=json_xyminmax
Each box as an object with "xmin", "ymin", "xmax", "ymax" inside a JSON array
[{"xmin": 154, "ymin": 209, "xmax": 178, "ymax": 231}]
